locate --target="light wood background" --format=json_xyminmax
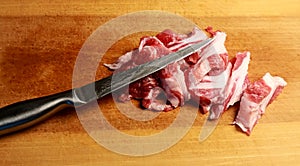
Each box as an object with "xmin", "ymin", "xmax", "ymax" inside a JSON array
[{"xmin": 0, "ymin": 0, "xmax": 299, "ymax": 165}]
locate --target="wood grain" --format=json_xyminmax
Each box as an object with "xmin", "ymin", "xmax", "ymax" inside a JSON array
[{"xmin": 0, "ymin": 0, "xmax": 300, "ymax": 165}]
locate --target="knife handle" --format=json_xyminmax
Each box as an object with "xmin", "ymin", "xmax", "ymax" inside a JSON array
[{"xmin": 0, "ymin": 90, "xmax": 77, "ymax": 136}]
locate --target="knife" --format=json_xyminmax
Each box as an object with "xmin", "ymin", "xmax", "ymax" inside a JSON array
[{"xmin": 0, "ymin": 37, "xmax": 214, "ymax": 136}]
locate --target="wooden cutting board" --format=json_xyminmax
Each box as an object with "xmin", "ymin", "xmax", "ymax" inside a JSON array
[{"xmin": 0, "ymin": 0, "xmax": 299, "ymax": 165}]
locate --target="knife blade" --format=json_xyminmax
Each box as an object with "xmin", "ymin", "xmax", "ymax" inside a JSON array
[{"xmin": 0, "ymin": 37, "xmax": 215, "ymax": 136}]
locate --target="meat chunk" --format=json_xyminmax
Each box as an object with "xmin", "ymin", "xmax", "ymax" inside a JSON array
[
  {"xmin": 159, "ymin": 62, "xmax": 190, "ymax": 108},
  {"xmin": 185, "ymin": 31, "xmax": 231, "ymax": 118},
  {"xmin": 225, "ymin": 51, "xmax": 251, "ymax": 109},
  {"xmin": 188, "ymin": 63, "xmax": 232, "ymax": 118},
  {"xmin": 233, "ymin": 73, "xmax": 287, "ymax": 135}
]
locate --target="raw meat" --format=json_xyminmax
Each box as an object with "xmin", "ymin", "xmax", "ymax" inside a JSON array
[
  {"xmin": 185, "ymin": 31, "xmax": 231, "ymax": 118},
  {"xmin": 225, "ymin": 51, "xmax": 251, "ymax": 109},
  {"xmin": 105, "ymin": 27, "xmax": 209, "ymax": 111},
  {"xmin": 105, "ymin": 26, "xmax": 287, "ymax": 135},
  {"xmin": 233, "ymin": 73, "xmax": 287, "ymax": 135},
  {"xmin": 188, "ymin": 62, "xmax": 232, "ymax": 118}
]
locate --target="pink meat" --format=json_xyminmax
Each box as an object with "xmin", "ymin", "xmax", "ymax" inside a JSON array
[
  {"xmin": 106, "ymin": 37, "xmax": 171, "ymax": 103},
  {"xmin": 188, "ymin": 63, "xmax": 232, "ymax": 118},
  {"xmin": 104, "ymin": 36, "xmax": 170, "ymax": 71},
  {"xmin": 233, "ymin": 73, "xmax": 287, "ymax": 135},
  {"xmin": 158, "ymin": 62, "xmax": 190, "ymax": 108},
  {"xmin": 105, "ymin": 27, "xmax": 209, "ymax": 111},
  {"xmin": 142, "ymin": 87, "xmax": 173, "ymax": 112},
  {"xmin": 149, "ymin": 28, "xmax": 208, "ymax": 110},
  {"xmin": 185, "ymin": 31, "xmax": 231, "ymax": 118},
  {"xmin": 225, "ymin": 51, "xmax": 251, "ymax": 109},
  {"xmin": 105, "ymin": 26, "xmax": 287, "ymax": 135},
  {"xmin": 185, "ymin": 32, "xmax": 228, "ymax": 86}
]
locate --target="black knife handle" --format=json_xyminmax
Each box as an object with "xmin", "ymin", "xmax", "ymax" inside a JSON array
[{"xmin": 0, "ymin": 90, "xmax": 77, "ymax": 136}]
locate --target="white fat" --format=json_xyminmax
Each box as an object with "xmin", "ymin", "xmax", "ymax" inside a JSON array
[
  {"xmin": 197, "ymin": 32, "xmax": 227, "ymax": 64},
  {"xmin": 226, "ymin": 52, "xmax": 251, "ymax": 107},
  {"xmin": 197, "ymin": 73, "xmax": 228, "ymax": 89},
  {"xmin": 259, "ymin": 73, "xmax": 287, "ymax": 114},
  {"xmin": 234, "ymin": 95, "xmax": 261, "ymax": 133},
  {"xmin": 273, "ymin": 76, "xmax": 287, "ymax": 87},
  {"xmin": 169, "ymin": 27, "xmax": 208, "ymax": 51},
  {"xmin": 234, "ymin": 72, "xmax": 287, "ymax": 134},
  {"xmin": 174, "ymin": 65, "xmax": 191, "ymax": 100},
  {"xmin": 187, "ymin": 60, "xmax": 211, "ymax": 90},
  {"xmin": 233, "ymin": 121, "xmax": 248, "ymax": 133},
  {"xmin": 138, "ymin": 36, "xmax": 165, "ymax": 52},
  {"xmin": 143, "ymin": 46, "xmax": 157, "ymax": 58},
  {"xmin": 104, "ymin": 51, "xmax": 133, "ymax": 70},
  {"xmin": 188, "ymin": 62, "xmax": 231, "ymax": 92}
]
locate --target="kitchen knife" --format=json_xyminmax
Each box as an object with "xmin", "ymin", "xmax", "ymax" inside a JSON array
[{"xmin": 0, "ymin": 37, "xmax": 215, "ymax": 136}]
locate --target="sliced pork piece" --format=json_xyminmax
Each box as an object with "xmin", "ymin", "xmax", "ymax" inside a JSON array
[
  {"xmin": 185, "ymin": 31, "xmax": 230, "ymax": 118},
  {"xmin": 225, "ymin": 52, "xmax": 251, "ymax": 109},
  {"xmin": 185, "ymin": 32, "xmax": 228, "ymax": 87},
  {"xmin": 233, "ymin": 73, "xmax": 287, "ymax": 135},
  {"xmin": 188, "ymin": 63, "xmax": 232, "ymax": 118},
  {"xmin": 158, "ymin": 62, "xmax": 190, "ymax": 108}
]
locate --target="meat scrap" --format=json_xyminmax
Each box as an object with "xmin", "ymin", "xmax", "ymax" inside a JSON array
[
  {"xmin": 233, "ymin": 73, "xmax": 287, "ymax": 135},
  {"xmin": 105, "ymin": 27, "xmax": 287, "ymax": 135},
  {"xmin": 225, "ymin": 52, "xmax": 251, "ymax": 110}
]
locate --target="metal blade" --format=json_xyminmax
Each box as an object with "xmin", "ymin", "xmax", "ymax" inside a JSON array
[{"xmin": 73, "ymin": 37, "xmax": 215, "ymax": 104}]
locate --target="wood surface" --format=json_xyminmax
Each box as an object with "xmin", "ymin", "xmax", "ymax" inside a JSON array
[{"xmin": 0, "ymin": 0, "xmax": 300, "ymax": 165}]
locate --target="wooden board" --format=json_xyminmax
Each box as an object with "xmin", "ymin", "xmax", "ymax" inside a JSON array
[{"xmin": 0, "ymin": 0, "xmax": 300, "ymax": 165}]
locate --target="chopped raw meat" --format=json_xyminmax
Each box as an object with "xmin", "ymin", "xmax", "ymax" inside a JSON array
[
  {"xmin": 185, "ymin": 31, "xmax": 231, "ymax": 119},
  {"xmin": 233, "ymin": 73, "xmax": 287, "ymax": 135},
  {"xmin": 106, "ymin": 27, "xmax": 209, "ymax": 111},
  {"xmin": 188, "ymin": 63, "xmax": 232, "ymax": 118},
  {"xmin": 128, "ymin": 74, "xmax": 160, "ymax": 100},
  {"xmin": 142, "ymin": 87, "xmax": 173, "ymax": 112},
  {"xmin": 105, "ymin": 26, "xmax": 287, "ymax": 135},
  {"xmin": 105, "ymin": 36, "xmax": 171, "ymax": 71},
  {"xmin": 225, "ymin": 51, "xmax": 251, "ymax": 109},
  {"xmin": 185, "ymin": 32, "xmax": 228, "ymax": 87},
  {"xmin": 158, "ymin": 62, "xmax": 190, "ymax": 108}
]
